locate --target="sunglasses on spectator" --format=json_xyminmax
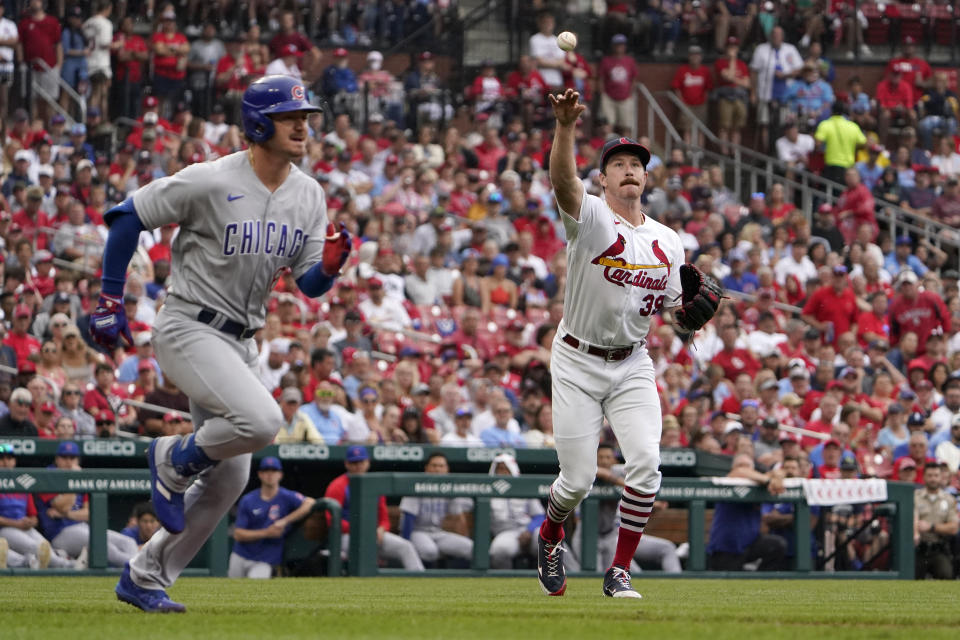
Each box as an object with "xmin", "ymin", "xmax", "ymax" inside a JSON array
[
  {"xmin": 96, "ymin": 420, "xmax": 114, "ymax": 426},
  {"xmin": 42, "ymin": 348, "xmax": 58, "ymax": 354},
  {"xmin": 14, "ymin": 400, "xmax": 30, "ymax": 406},
  {"xmin": 51, "ymin": 323, "xmax": 67, "ymax": 328},
  {"xmin": 361, "ymin": 397, "xmax": 378, "ymax": 403},
  {"xmin": 63, "ymin": 390, "xmax": 82, "ymax": 395},
  {"xmin": 316, "ymin": 390, "xmax": 335, "ymax": 398}
]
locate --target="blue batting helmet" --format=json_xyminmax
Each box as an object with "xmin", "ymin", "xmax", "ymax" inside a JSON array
[{"xmin": 241, "ymin": 75, "xmax": 320, "ymax": 143}]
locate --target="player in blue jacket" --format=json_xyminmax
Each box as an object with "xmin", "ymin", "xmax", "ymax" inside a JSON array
[
  {"xmin": 101, "ymin": 75, "xmax": 351, "ymax": 612},
  {"xmin": 229, "ymin": 456, "xmax": 316, "ymax": 578}
]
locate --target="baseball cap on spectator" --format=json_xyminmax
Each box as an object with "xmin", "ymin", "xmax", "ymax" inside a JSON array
[
  {"xmin": 726, "ymin": 36, "xmax": 739, "ymax": 46},
  {"xmin": 346, "ymin": 445, "xmax": 369, "ymax": 462},
  {"xmin": 896, "ymin": 269, "xmax": 919, "ymax": 286},
  {"xmin": 824, "ymin": 438, "xmax": 841, "ymax": 449},
  {"xmin": 899, "ymin": 388, "xmax": 917, "ymax": 402},
  {"xmin": 344, "ymin": 310, "xmax": 363, "ymax": 323},
  {"xmin": 9, "ymin": 388, "xmax": 31, "ymax": 405},
  {"xmin": 137, "ymin": 360, "xmax": 153, "ymax": 373},
  {"xmin": 418, "ymin": 51, "xmax": 433, "ymax": 61},
  {"xmin": 826, "ymin": 380, "xmax": 845, "ymax": 391},
  {"xmin": 895, "ymin": 235, "xmax": 912, "ymax": 247},
  {"xmin": 12, "ymin": 108, "xmax": 28, "ymax": 122},
  {"xmin": 259, "ymin": 456, "xmax": 282, "ymax": 471},
  {"xmin": 56, "ymin": 441, "xmax": 80, "ymax": 456},
  {"xmin": 76, "ymin": 159, "xmax": 94, "ymax": 172},
  {"xmin": 832, "ymin": 264, "xmax": 848, "ymax": 276},
  {"xmin": 412, "ymin": 383, "xmax": 430, "ymax": 396},
  {"xmin": 143, "ymin": 111, "xmax": 159, "ymax": 126},
  {"xmin": 399, "ymin": 346, "xmax": 422, "ymax": 358},
  {"xmin": 506, "ymin": 321, "xmax": 525, "ymax": 332},
  {"xmin": 867, "ymin": 339, "xmax": 889, "ymax": 352},
  {"xmin": 13, "ymin": 150, "xmax": 30, "ymax": 163},
  {"xmin": 269, "ymin": 338, "xmax": 290, "ymax": 354},
  {"xmin": 916, "ymin": 379, "xmax": 934, "ymax": 392},
  {"xmin": 333, "ymin": 47, "xmax": 348, "ymax": 57},
  {"xmin": 741, "ymin": 398, "xmax": 759, "ymax": 410},
  {"xmin": 728, "ymin": 248, "xmax": 747, "ymax": 263},
  {"xmin": 14, "ymin": 304, "xmax": 31, "ymax": 318},
  {"xmin": 455, "ymin": 406, "xmax": 473, "ymax": 418},
  {"xmin": 37, "ymin": 164, "xmax": 53, "ymax": 178},
  {"xmin": 50, "ymin": 113, "xmax": 65, "ymax": 125},
  {"xmin": 943, "ymin": 374, "xmax": 960, "ymax": 391},
  {"xmin": 39, "ymin": 401, "xmax": 55, "ymax": 414},
  {"xmin": 161, "ymin": 7, "xmax": 176, "ymax": 19},
  {"xmin": 759, "ymin": 379, "xmax": 779, "ymax": 391},
  {"xmin": 761, "ymin": 416, "xmax": 779, "ymax": 430},
  {"xmin": 840, "ymin": 455, "xmax": 858, "ymax": 471},
  {"xmin": 135, "ymin": 332, "xmax": 152, "ymax": 347},
  {"xmin": 281, "ymin": 387, "xmax": 303, "ymax": 404},
  {"xmin": 840, "ymin": 366, "xmax": 857, "ymax": 379},
  {"xmin": 611, "ymin": 34, "xmax": 628, "ymax": 44},
  {"xmin": 907, "ymin": 412, "xmax": 927, "ymax": 427},
  {"xmin": 688, "ymin": 45, "xmax": 703, "ymax": 55},
  {"xmin": 666, "ymin": 175, "xmax": 683, "ymax": 190},
  {"xmin": 886, "ymin": 403, "xmax": 905, "ymax": 415},
  {"xmin": 18, "ymin": 361, "xmax": 36, "ymax": 375},
  {"xmin": 907, "ymin": 358, "xmax": 928, "ymax": 373},
  {"xmin": 70, "ymin": 123, "xmax": 86, "ymax": 137},
  {"xmin": 137, "ymin": 150, "xmax": 153, "ymax": 164},
  {"xmin": 26, "ymin": 186, "xmax": 43, "ymax": 201},
  {"xmin": 723, "ymin": 421, "xmax": 743, "ymax": 435},
  {"xmin": 803, "ymin": 328, "xmax": 821, "ymax": 341},
  {"xmin": 491, "ymin": 254, "xmax": 510, "ymax": 268},
  {"xmin": 368, "ymin": 112, "xmax": 384, "ymax": 123}
]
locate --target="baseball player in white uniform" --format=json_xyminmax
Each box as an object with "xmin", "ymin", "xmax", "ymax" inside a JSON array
[
  {"xmin": 92, "ymin": 76, "xmax": 351, "ymax": 613},
  {"xmin": 399, "ymin": 453, "xmax": 474, "ymax": 566},
  {"xmin": 536, "ymin": 89, "xmax": 721, "ymax": 599}
]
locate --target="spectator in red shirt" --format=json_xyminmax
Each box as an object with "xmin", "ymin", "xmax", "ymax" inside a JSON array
[
  {"xmin": 3, "ymin": 305, "xmax": 40, "ymax": 367},
  {"xmin": 597, "ymin": 35, "xmax": 639, "ymax": 136},
  {"xmin": 150, "ymin": 5, "xmax": 190, "ymax": 117},
  {"xmin": 446, "ymin": 307, "xmax": 495, "ymax": 361},
  {"xmin": 801, "ymin": 264, "xmax": 859, "ymax": 346},
  {"xmin": 474, "ymin": 126, "xmax": 506, "ymax": 173},
  {"xmin": 505, "ymin": 55, "xmax": 547, "ymax": 129},
  {"xmin": 111, "ymin": 16, "xmax": 149, "ymax": 119},
  {"xmin": 886, "ymin": 36, "xmax": 931, "ymax": 94},
  {"xmin": 13, "ymin": 187, "xmax": 51, "ymax": 251},
  {"xmin": 711, "ymin": 323, "xmax": 761, "ymax": 381},
  {"xmin": 148, "ymin": 223, "xmax": 177, "ymax": 263},
  {"xmin": 671, "ymin": 45, "xmax": 712, "ymax": 145},
  {"xmin": 713, "ymin": 36, "xmax": 751, "ymax": 153},
  {"xmin": 875, "ymin": 68, "xmax": 917, "ymax": 143},
  {"xmin": 215, "ymin": 36, "xmax": 254, "ymax": 125},
  {"xmin": 267, "ymin": 9, "xmax": 321, "ymax": 80},
  {"xmin": 857, "ymin": 291, "xmax": 889, "ymax": 347},
  {"xmin": 814, "ymin": 439, "xmax": 843, "ymax": 478},
  {"xmin": 833, "ymin": 167, "xmax": 877, "ymax": 244},
  {"xmin": 19, "ymin": 0, "xmax": 62, "ymax": 123},
  {"xmin": 888, "ymin": 268, "xmax": 950, "ymax": 355}
]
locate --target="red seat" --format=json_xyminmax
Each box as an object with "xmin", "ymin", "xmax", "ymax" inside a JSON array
[{"xmin": 526, "ymin": 308, "xmax": 551, "ymax": 324}]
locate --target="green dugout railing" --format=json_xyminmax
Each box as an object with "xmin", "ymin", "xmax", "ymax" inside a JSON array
[
  {"xmin": 0, "ymin": 468, "xmax": 343, "ymax": 576},
  {"xmin": 0, "ymin": 437, "xmax": 731, "ymax": 477},
  {"xmin": 348, "ymin": 474, "xmax": 917, "ymax": 580}
]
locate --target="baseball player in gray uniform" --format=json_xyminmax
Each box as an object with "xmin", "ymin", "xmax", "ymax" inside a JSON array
[
  {"xmin": 535, "ymin": 89, "xmax": 721, "ymax": 599},
  {"xmin": 94, "ymin": 76, "xmax": 351, "ymax": 613},
  {"xmin": 488, "ymin": 453, "xmax": 547, "ymax": 569},
  {"xmin": 399, "ymin": 453, "xmax": 473, "ymax": 566}
]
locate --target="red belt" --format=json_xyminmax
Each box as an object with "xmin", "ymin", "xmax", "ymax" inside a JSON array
[{"xmin": 561, "ymin": 334, "xmax": 634, "ymax": 362}]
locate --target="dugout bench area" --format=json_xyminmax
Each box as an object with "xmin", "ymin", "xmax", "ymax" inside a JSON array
[{"xmin": 0, "ymin": 460, "xmax": 917, "ymax": 579}]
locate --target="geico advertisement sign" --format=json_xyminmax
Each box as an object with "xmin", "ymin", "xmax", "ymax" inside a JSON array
[
  {"xmin": 0, "ymin": 439, "xmax": 36, "ymax": 455},
  {"xmin": 373, "ymin": 445, "xmax": 424, "ymax": 461},
  {"xmin": 277, "ymin": 444, "xmax": 330, "ymax": 460},
  {"xmin": 83, "ymin": 440, "xmax": 137, "ymax": 456},
  {"xmin": 466, "ymin": 447, "xmax": 516, "ymax": 462}
]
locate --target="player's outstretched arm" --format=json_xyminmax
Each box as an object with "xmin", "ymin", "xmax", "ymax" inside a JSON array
[
  {"xmin": 296, "ymin": 223, "xmax": 352, "ymax": 298},
  {"xmin": 548, "ymin": 89, "xmax": 586, "ymax": 219},
  {"xmin": 90, "ymin": 198, "xmax": 146, "ymax": 349}
]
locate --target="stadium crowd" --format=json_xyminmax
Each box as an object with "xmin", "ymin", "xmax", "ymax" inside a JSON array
[{"xmin": 0, "ymin": 0, "xmax": 958, "ymax": 577}]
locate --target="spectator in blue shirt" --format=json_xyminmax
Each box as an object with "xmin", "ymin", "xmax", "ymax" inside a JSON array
[
  {"xmin": 884, "ymin": 236, "xmax": 929, "ymax": 277},
  {"xmin": 228, "ymin": 457, "xmax": 315, "ymax": 579},
  {"xmin": 856, "ymin": 144, "xmax": 886, "ymax": 192},
  {"xmin": 707, "ymin": 454, "xmax": 787, "ymax": 571},
  {"xmin": 322, "ymin": 47, "xmax": 358, "ymax": 101},
  {"xmin": 480, "ymin": 399, "xmax": 527, "ymax": 448},
  {"xmin": 299, "ymin": 381, "xmax": 346, "ymax": 444},
  {"xmin": 721, "ymin": 249, "xmax": 759, "ymax": 294},
  {"xmin": 115, "ymin": 332, "xmax": 163, "ymax": 384},
  {"xmin": 784, "ymin": 63, "xmax": 834, "ymax": 126},
  {"xmin": 761, "ymin": 456, "xmax": 819, "ymax": 561}
]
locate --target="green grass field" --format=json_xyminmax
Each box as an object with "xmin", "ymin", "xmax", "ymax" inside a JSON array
[{"xmin": 5, "ymin": 577, "xmax": 960, "ymax": 639}]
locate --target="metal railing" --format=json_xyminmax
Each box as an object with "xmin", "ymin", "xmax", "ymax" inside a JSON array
[
  {"xmin": 638, "ymin": 84, "xmax": 960, "ymax": 251},
  {"xmin": 29, "ymin": 59, "xmax": 85, "ymax": 126}
]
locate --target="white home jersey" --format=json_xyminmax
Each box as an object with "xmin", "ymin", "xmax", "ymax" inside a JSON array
[
  {"xmin": 133, "ymin": 152, "xmax": 327, "ymax": 328},
  {"xmin": 559, "ymin": 193, "xmax": 684, "ymax": 347}
]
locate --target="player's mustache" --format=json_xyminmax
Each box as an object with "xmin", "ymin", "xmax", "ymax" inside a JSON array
[{"xmin": 620, "ymin": 178, "xmax": 640, "ymax": 186}]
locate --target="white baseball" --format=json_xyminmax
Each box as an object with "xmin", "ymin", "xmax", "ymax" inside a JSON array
[{"xmin": 557, "ymin": 31, "xmax": 577, "ymax": 52}]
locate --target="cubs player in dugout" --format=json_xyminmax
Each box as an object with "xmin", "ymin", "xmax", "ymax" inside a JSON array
[
  {"xmin": 90, "ymin": 75, "xmax": 351, "ymax": 612},
  {"xmin": 536, "ymin": 89, "xmax": 722, "ymax": 598}
]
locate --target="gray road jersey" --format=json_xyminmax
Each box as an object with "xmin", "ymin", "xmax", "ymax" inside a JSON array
[{"xmin": 134, "ymin": 151, "xmax": 327, "ymax": 328}]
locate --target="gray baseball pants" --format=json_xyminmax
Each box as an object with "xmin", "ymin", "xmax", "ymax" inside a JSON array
[
  {"xmin": 51, "ymin": 523, "xmax": 138, "ymax": 567},
  {"xmin": 130, "ymin": 300, "xmax": 283, "ymax": 590},
  {"xmin": 0, "ymin": 527, "xmax": 73, "ymax": 568},
  {"xmin": 410, "ymin": 530, "xmax": 473, "ymax": 563}
]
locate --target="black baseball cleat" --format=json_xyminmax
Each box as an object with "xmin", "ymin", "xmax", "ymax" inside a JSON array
[
  {"xmin": 537, "ymin": 533, "xmax": 567, "ymax": 596},
  {"xmin": 602, "ymin": 566, "xmax": 642, "ymax": 599}
]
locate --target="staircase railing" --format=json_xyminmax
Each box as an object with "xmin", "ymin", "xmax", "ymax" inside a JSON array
[
  {"xmin": 29, "ymin": 58, "xmax": 86, "ymax": 127},
  {"xmin": 637, "ymin": 83, "xmax": 959, "ymax": 251}
]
